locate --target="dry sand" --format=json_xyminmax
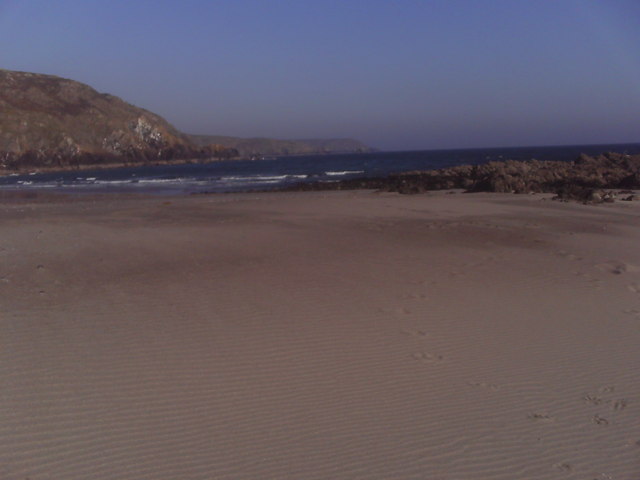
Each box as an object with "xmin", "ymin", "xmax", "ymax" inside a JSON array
[{"xmin": 1, "ymin": 190, "xmax": 639, "ymax": 479}]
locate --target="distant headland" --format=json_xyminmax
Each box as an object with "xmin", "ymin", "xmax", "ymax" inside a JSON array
[
  {"xmin": 0, "ymin": 69, "xmax": 373, "ymax": 174},
  {"xmin": 187, "ymin": 135, "xmax": 373, "ymax": 158}
]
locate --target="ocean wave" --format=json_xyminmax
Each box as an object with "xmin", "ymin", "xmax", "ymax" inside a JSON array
[
  {"xmin": 218, "ymin": 178, "xmax": 283, "ymax": 185},
  {"xmin": 136, "ymin": 178, "xmax": 186, "ymax": 184},
  {"xmin": 93, "ymin": 179, "xmax": 140, "ymax": 185},
  {"xmin": 325, "ymin": 170, "xmax": 364, "ymax": 176},
  {"xmin": 220, "ymin": 175, "xmax": 287, "ymax": 182},
  {"xmin": 220, "ymin": 174, "xmax": 307, "ymax": 182}
]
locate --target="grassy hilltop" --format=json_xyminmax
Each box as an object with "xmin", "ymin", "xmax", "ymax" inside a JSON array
[{"xmin": 0, "ymin": 69, "xmax": 237, "ymax": 172}]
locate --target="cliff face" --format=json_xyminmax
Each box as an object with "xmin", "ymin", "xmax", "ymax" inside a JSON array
[{"xmin": 0, "ymin": 69, "xmax": 235, "ymax": 172}]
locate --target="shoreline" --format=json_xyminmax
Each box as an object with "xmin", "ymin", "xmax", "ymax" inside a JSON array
[
  {"xmin": 0, "ymin": 156, "xmax": 241, "ymax": 177},
  {"xmin": 2, "ymin": 150, "xmax": 638, "ymax": 204},
  {"xmin": 280, "ymin": 151, "xmax": 640, "ymax": 201},
  {"xmin": 0, "ymin": 151, "xmax": 371, "ymax": 177}
]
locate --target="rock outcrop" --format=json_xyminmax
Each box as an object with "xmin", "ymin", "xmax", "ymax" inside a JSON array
[
  {"xmin": 287, "ymin": 152, "xmax": 640, "ymax": 203},
  {"xmin": 0, "ymin": 69, "xmax": 237, "ymax": 172}
]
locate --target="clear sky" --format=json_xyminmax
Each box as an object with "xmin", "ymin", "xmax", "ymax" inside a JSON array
[{"xmin": 1, "ymin": 0, "xmax": 639, "ymax": 151}]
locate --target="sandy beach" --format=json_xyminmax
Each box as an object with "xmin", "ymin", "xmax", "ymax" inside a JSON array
[{"xmin": 1, "ymin": 189, "xmax": 639, "ymax": 479}]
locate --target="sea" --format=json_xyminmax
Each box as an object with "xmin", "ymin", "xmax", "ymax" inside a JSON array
[{"xmin": 2, "ymin": 143, "xmax": 639, "ymax": 195}]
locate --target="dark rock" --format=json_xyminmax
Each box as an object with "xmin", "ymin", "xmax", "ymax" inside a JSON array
[
  {"xmin": 282, "ymin": 151, "xmax": 640, "ymax": 204},
  {"xmin": 619, "ymin": 173, "xmax": 640, "ymax": 189}
]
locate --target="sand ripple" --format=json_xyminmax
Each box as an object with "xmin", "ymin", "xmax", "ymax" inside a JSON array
[{"xmin": 1, "ymin": 191, "xmax": 639, "ymax": 479}]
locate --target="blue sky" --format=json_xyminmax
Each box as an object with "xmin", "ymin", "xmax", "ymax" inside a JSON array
[{"xmin": 1, "ymin": 0, "xmax": 639, "ymax": 150}]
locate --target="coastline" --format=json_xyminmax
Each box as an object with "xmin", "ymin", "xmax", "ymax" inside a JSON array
[
  {"xmin": 281, "ymin": 152, "xmax": 640, "ymax": 202},
  {"xmin": 0, "ymin": 151, "xmax": 371, "ymax": 177},
  {"xmin": 2, "ymin": 190, "xmax": 640, "ymax": 479},
  {"xmin": 2, "ymin": 148, "xmax": 638, "ymax": 201},
  {"xmin": 0, "ymin": 156, "xmax": 240, "ymax": 177}
]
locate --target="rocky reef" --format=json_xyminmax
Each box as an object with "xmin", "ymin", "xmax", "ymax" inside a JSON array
[
  {"xmin": 0, "ymin": 69, "xmax": 237, "ymax": 173},
  {"xmin": 287, "ymin": 152, "xmax": 640, "ymax": 203}
]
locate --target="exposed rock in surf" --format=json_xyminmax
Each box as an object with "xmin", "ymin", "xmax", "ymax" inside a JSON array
[{"xmin": 284, "ymin": 152, "xmax": 640, "ymax": 203}]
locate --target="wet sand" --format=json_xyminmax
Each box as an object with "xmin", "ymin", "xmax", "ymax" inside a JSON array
[{"xmin": 1, "ymin": 190, "xmax": 639, "ymax": 479}]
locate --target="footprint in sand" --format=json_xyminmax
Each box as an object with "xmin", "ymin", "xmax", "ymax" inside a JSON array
[
  {"xmin": 411, "ymin": 352, "xmax": 444, "ymax": 363},
  {"xmin": 594, "ymin": 474, "xmax": 614, "ymax": 480},
  {"xmin": 583, "ymin": 395, "xmax": 627, "ymax": 410},
  {"xmin": 613, "ymin": 399, "xmax": 628, "ymax": 411},
  {"xmin": 592, "ymin": 414, "xmax": 609, "ymax": 425},
  {"xmin": 583, "ymin": 394, "xmax": 605, "ymax": 406},
  {"xmin": 581, "ymin": 385, "xmax": 632, "ymax": 419},
  {"xmin": 616, "ymin": 265, "xmax": 636, "ymax": 274},
  {"xmin": 528, "ymin": 412, "xmax": 553, "ymax": 422},
  {"xmin": 554, "ymin": 462, "xmax": 572, "ymax": 472},
  {"xmin": 597, "ymin": 262, "xmax": 640, "ymax": 275}
]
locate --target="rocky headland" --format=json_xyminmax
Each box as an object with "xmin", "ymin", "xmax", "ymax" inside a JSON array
[
  {"xmin": 0, "ymin": 69, "xmax": 239, "ymax": 174},
  {"xmin": 0, "ymin": 68, "xmax": 375, "ymax": 174},
  {"xmin": 188, "ymin": 135, "xmax": 374, "ymax": 158},
  {"xmin": 286, "ymin": 152, "xmax": 640, "ymax": 203}
]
